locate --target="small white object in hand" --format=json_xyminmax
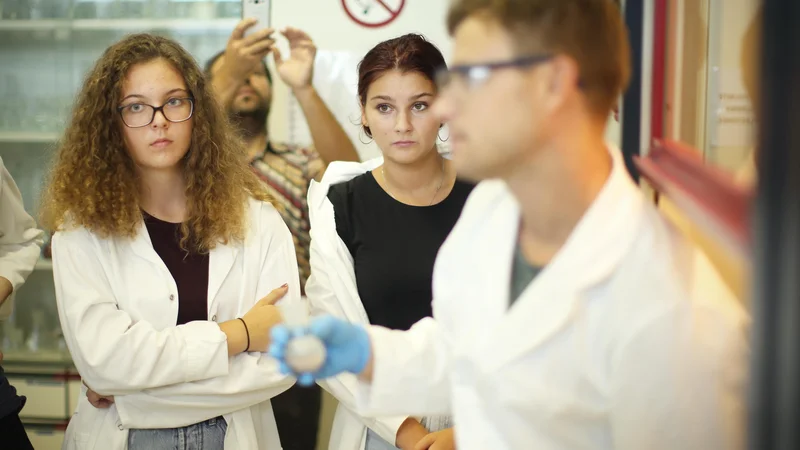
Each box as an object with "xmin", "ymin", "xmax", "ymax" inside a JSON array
[
  {"xmin": 278, "ymin": 300, "xmax": 327, "ymax": 373},
  {"xmin": 286, "ymin": 335, "xmax": 327, "ymax": 373}
]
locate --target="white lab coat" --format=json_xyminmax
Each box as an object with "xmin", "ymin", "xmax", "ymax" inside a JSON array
[
  {"xmin": 54, "ymin": 198, "xmax": 299, "ymax": 450},
  {"xmin": 354, "ymin": 146, "xmax": 750, "ymax": 450},
  {"xmin": 0, "ymin": 156, "xmax": 44, "ymax": 319},
  {"xmin": 305, "ymin": 156, "xmax": 409, "ymax": 450}
]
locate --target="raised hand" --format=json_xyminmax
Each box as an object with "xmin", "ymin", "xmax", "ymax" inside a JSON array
[
  {"xmin": 273, "ymin": 27, "xmax": 317, "ymax": 91},
  {"xmin": 222, "ymin": 19, "xmax": 276, "ymax": 83}
]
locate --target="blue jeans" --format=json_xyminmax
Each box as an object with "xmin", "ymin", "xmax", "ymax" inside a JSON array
[
  {"xmin": 365, "ymin": 416, "xmax": 452, "ymax": 450},
  {"xmin": 127, "ymin": 416, "xmax": 227, "ymax": 450}
]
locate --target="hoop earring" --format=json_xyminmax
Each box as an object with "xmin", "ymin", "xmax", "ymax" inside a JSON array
[
  {"xmin": 359, "ymin": 127, "xmax": 373, "ymax": 145},
  {"xmin": 438, "ymin": 128, "xmax": 450, "ymax": 142}
]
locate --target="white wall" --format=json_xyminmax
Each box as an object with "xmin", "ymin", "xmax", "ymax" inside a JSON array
[
  {"xmin": 704, "ymin": 0, "xmax": 759, "ymax": 172},
  {"xmin": 272, "ymin": 0, "xmax": 453, "ymax": 55}
]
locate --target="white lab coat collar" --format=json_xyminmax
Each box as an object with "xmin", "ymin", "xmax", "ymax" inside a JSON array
[
  {"xmin": 318, "ymin": 157, "xmax": 384, "ymax": 190},
  {"xmin": 457, "ymin": 145, "xmax": 645, "ymax": 371}
]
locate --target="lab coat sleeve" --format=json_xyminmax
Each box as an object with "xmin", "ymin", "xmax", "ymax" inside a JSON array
[
  {"xmin": 0, "ymin": 158, "xmax": 44, "ymax": 292},
  {"xmin": 113, "ymin": 205, "xmax": 298, "ymax": 428},
  {"xmin": 610, "ymin": 305, "xmax": 749, "ymax": 450},
  {"xmin": 52, "ymin": 228, "xmax": 230, "ymax": 395},
  {"xmin": 305, "ymin": 231, "xmax": 408, "ymax": 443},
  {"xmin": 354, "ymin": 318, "xmax": 453, "ymax": 417}
]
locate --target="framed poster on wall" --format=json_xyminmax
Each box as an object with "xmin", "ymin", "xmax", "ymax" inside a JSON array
[{"xmin": 704, "ymin": 0, "xmax": 760, "ymax": 171}]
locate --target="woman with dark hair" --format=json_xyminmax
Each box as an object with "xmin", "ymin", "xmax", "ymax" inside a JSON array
[
  {"xmin": 42, "ymin": 34, "xmax": 300, "ymax": 449},
  {"xmin": 304, "ymin": 34, "xmax": 471, "ymax": 450}
]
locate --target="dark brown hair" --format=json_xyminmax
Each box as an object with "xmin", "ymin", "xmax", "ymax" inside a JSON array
[
  {"xmin": 358, "ymin": 34, "xmax": 447, "ymax": 137},
  {"xmin": 447, "ymin": 0, "xmax": 630, "ymax": 116},
  {"xmin": 40, "ymin": 33, "xmax": 271, "ymax": 253}
]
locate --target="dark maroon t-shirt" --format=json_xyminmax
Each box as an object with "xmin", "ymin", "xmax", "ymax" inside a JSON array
[{"xmin": 143, "ymin": 213, "xmax": 210, "ymax": 325}]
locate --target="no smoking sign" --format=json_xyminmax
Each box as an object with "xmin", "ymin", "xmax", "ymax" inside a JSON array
[{"xmin": 341, "ymin": 0, "xmax": 406, "ymax": 28}]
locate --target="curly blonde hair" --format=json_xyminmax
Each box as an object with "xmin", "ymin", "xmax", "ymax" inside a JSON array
[{"xmin": 40, "ymin": 33, "xmax": 271, "ymax": 253}]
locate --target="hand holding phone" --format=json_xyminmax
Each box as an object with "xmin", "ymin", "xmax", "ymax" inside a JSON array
[{"xmin": 221, "ymin": 18, "xmax": 275, "ymax": 83}]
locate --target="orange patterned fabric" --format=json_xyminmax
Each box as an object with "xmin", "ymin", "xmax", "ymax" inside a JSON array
[{"xmin": 250, "ymin": 142, "xmax": 325, "ymax": 293}]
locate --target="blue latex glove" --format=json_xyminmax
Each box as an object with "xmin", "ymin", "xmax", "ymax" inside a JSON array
[{"xmin": 269, "ymin": 315, "xmax": 371, "ymax": 386}]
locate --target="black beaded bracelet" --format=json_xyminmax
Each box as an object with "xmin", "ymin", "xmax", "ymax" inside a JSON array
[{"xmin": 237, "ymin": 318, "xmax": 250, "ymax": 352}]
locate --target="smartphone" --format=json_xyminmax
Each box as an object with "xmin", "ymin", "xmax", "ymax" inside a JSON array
[{"xmin": 242, "ymin": 0, "xmax": 271, "ymax": 37}]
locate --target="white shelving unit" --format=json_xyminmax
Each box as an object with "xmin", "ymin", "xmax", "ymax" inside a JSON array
[
  {"xmin": 73, "ymin": 18, "xmax": 237, "ymax": 30},
  {"xmin": 0, "ymin": 20, "xmax": 69, "ymax": 31},
  {"xmin": 0, "ymin": 132, "xmax": 60, "ymax": 143},
  {"xmin": 0, "ymin": 18, "xmax": 237, "ymax": 31}
]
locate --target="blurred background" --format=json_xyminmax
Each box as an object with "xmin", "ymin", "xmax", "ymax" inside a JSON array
[{"xmin": 0, "ymin": 0, "xmax": 775, "ymax": 448}]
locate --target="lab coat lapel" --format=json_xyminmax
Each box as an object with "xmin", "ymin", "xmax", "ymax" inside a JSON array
[
  {"xmin": 484, "ymin": 146, "xmax": 646, "ymax": 370},
  {"xmin": 208, "ymin": 241, "xmax": 239, "ymax": 312},
  {"xmin": 129, "ymin": 218, "xmax": 239, "ymax": 311},
  {"xmin": 475, "ymin": 189, "xmax": 520, "ymax": 330},
  {"xmin": 129, "ymin": 220, "xmax": 164, "ymax": 267},
  {"xmin": 308, "ymin": 158, "xmax": 384, "ymax": 325},
  {"xmin": 318, "ymin": 203, "xmax": 369, "ymax": 324}
]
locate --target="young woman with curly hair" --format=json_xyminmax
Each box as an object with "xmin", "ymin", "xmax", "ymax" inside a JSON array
[{"xmin": 41, "ymin": 34, "xmax": 300, "ymax": 450}]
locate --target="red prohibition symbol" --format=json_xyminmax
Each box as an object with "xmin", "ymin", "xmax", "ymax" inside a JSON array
[{"xmin": 341, "ymin": 0, "xmax": 406, "ymax": 28}]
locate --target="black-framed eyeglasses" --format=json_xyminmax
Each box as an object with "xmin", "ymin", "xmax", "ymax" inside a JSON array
[
  {"xmin": 435, "ymin": 55, "xmax": 555, "ymax": 90},
  {"xmin": 117, "ymin": 97, "xmax": 195, "ymax": 128}
]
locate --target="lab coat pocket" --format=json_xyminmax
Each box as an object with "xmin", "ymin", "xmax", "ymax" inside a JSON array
[
  {"xmin": 64, "ymin": 388, "xmax": 116, "ymax": 449},
  {"xmin": 64, "ymin": 401, "xmax": 98, "ymax": 449}
]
